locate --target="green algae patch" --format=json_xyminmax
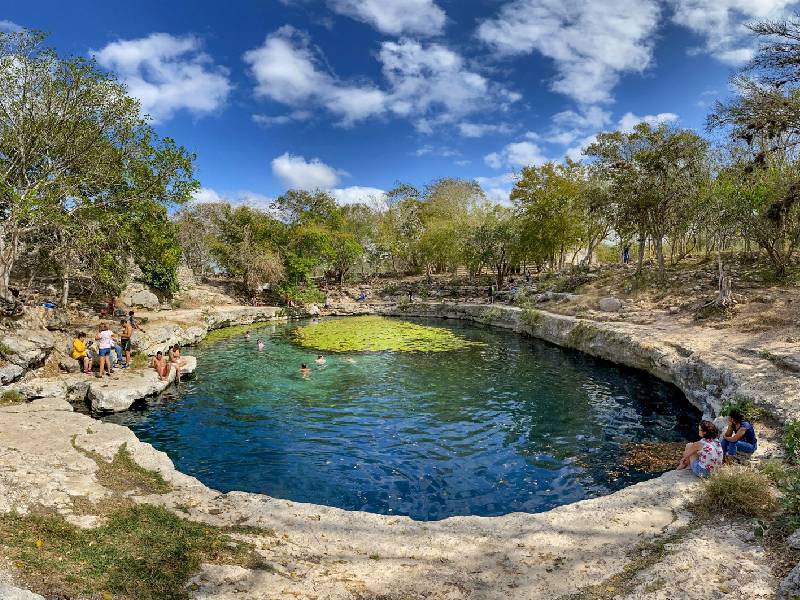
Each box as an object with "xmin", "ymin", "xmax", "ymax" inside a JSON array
[{"xmin": 292, "ymin": 316, "xmax": 484, "ymax": 353}]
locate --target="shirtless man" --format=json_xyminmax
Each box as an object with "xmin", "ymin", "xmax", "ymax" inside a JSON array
[
  {"xmin": 151, "ymin": 351, "xmax": 170, "ymax": 381},
  {"xmin": 120, "ymin": 318, "xmax": 133, "ymax": 366}
]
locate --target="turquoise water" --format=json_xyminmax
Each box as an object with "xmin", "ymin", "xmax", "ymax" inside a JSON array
[{"xmin": 105, "ymin": 317, "xmax": 700, "ymax": 521}]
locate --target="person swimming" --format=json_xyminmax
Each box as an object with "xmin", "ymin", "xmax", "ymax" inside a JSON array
[
  {"xmin": 315, "ymin": 354, "xmax": 326, "ymax": 365},
  {"xmin": 257, "ymin": 339, "xmax": 264, "ymax": 350},
  {"xmin": 245, "ymin": 330, "xmax": 251, "ymax": 340},
  {"xmin": 300, "ymin": 363, "xmax": 311, "ymax": 377}
]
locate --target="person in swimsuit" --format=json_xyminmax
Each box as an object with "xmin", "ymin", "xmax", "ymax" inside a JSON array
[
  {"xmin": 300, "ymin": 363, "xmax": 311, "ymax": 378},
  {"xmin": 257, "ymin": 339, "xmax": 264, "ymax": 350},
  {"xmin": 120, "ymin": 318, "xmax": 133, "ymax": 367},
  {"xmin": 678, "ymin": 420, "xmax": 723, "ymax": 477},
  {"xmin": 315, "ymin": 355, "xmax": 326, "ymax": 365},
  {"xmin": 151, "ymin": 351, "xmax": 170, "ymax": 381},
  {"xmin": 168, "ymin": 344, "xmax": 187, "ymax": 383},
  {"xmin": 722, "ymin": 409, "xmax": 757, "ymax": 461}
]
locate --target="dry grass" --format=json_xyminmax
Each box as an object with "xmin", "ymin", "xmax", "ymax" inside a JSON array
[
  {"xmin": 71, "ymin": 438, "xmax": 171, "ymax": 495},
  {"xmin": 692, "ymin": 465, "xmax": 777, "ymax": 518}
]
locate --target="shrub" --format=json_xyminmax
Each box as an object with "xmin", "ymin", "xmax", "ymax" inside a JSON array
[
  {"xmin": 0, "ymin": 389, "xmax": 24, "ymax": 405},
  {"xmin": 719, "ymin": 397, "xmax": 764, "ymax": 421},
  {"xmin": 761, "ymin": 459, "xmax": 790, "ymax": 484},
  {"xmin": 0, "ymin": 341, "xmax": 13, "ymax": 357},
  {"xmin": 694, "ymin": 465, "xmax": 777, "ymax": 518},
  {"xmin": 785, "ymin": 421, "xmax": 800, "ymax": 464},
  {"xmin": 130, "ymin": 353, "xmax": 149, "ymax": 369}
]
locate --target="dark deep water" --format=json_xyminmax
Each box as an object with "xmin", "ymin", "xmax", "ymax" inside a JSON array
[{"xmin": 104, "ymin": 317, "xmax": 700, "ymax": 521}]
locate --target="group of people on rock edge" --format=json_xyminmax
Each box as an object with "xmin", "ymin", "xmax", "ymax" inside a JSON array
[
  {"xmin": 677, "ymin": 408, "xmax": 758, "ymax": 478},
  {"xmin": 70, "ymin": 310, "xmax": 186, "ymax": 381}
]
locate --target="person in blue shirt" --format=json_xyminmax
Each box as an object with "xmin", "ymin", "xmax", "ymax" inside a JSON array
[{"xmin": 721, "ymin": 408, "xmax": 757, "ymax": 461}]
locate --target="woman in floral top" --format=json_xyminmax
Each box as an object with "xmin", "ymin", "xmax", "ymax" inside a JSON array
[{"xmin": 677, "ymin": 420, "xmax": 723, "ymax": 478}]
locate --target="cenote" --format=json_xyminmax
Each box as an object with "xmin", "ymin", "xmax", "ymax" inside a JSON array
[{"xmin": 104, "ymin": 316, "xmax": 700, "ymax": 521}]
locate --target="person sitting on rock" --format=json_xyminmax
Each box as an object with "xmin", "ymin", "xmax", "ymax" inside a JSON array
[
  {"xmin": 721, "ymin": 409, "xmax": 757, "ymax": 461},
  {"xmin": 128, "ymin": 310, "xmax": 146, "ymax": 333},
  {"xmin": 151, "ymin": 351, "xmax": 170, "ymax": 381},
  {"xmin": 168, "ymin": 344, "xmax": 187, "ymax": 383},
  {"xmin": 677, "ymin": 420, "xmax": 723, "ymax": 477},
  {"xmin": 71, "ymin": 332, "xmax": 91, "ymax": 374}
]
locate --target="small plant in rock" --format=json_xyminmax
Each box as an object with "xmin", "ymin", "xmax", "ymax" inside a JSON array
[
  {"xmin": 719, "ymin": 397, "xmax": 764, "ymax": 421},
  {"xmin": 130, "ymin": 353, "xmax": 149, "ymax": 369},
  {"xmin": 0, "ymin": 341, "xmax": 13, "ymax": 358},
  {"xmin": 784, "ymin": 421, "xmax": 800, "ymax": 464},
  {"xmin": 0, "ymin": 389, "xmax": 24, "ymax": 405},
  {"xmin": 694, "ymin": 465, "xmax": 777, "ymax": 518}
]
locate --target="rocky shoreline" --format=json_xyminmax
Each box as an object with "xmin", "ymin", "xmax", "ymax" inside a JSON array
[{"xmin": 0, "ymin": 301, "xmax": 792, "ymax": 599}]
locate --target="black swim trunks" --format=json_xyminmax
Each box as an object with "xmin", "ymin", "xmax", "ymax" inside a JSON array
[{"xmin": 120, "ymin": 338, "xmax": 131, "ymax": 351}]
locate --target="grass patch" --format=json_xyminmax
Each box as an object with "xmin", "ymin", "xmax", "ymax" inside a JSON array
[
  {"xmin": 0, "ymin": 340, "xmax": 14, "ymax": 357},
  {"xmin": 72, "ymin": 439, "xmax": 171, "ymax": 495},
  {"xmin": 692, "ymin": 465, "xmax": 777, "ymax": 518},
  {"xmin": 0, "ymin": 503, "xmax": 264, "ymax": 600},
  {"xmin": 0, "ymin": 389, "xmax": 25, "ymax": 405},
  {"xmin": 292, "ymin": 316, "xmax": 485, "ymax": 353}
]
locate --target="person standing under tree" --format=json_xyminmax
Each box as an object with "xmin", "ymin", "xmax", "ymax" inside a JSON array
[{"xmin": 120, "ymin": 318, "xmax": 133, "ymax": 366}]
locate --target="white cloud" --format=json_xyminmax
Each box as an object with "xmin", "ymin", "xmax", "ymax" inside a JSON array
[
  {"xmin": 458, "ymin": 122, "xmax": 513, "ymax": 138},
  {"xmin": 484, "ymin": 141, "xmax": 548, "ymax": 169},
  {"xmin": 271, "ymin": 152, "xmax": 348, "ymax": 190},
  {"xmin": 243, "ymin": 26, "xmax": 386, "ymax": 126},
  {"xmin": 669, "ymin": 0, "xmax": 798, "ymax": 65},
  {"xmin": 475, "ymin": 173, "xmax": 519, "ymax": 205},
  {"xmin": 94, "ymin": 33, "xmax": 231, "ymax": 122},
  {"xmin": 0, "ymin": 20, "xmax": 22, "ymax": 32},
  {"xmin": 617, "ymin": 111, "xmax": 678, "ymax": 132},
  {"xmin": 331, "ymin": 186, "xmax": 388, "ymax": 209},
  {"xmin": 252, "ymin": 110, "xmax": 312, "ymax": 127},
  {"xmin": 192, "ymin": 187, "xmax": 275, "ymax": 212},
  {"xmin": 243, "ymin": 27, "xmax": 518, "ymax": 131},
  {"xmin": 478, "ymin": 0, "xmax": 660, "ymax": 105},
  {"xmin": 328, "ymin": 0, "xmax": 446, "ymax": 36}
]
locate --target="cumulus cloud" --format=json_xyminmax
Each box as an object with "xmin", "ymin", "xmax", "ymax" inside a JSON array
[
  {"xmin": 484, "ymin": 141, "xmax": 548, "ymax": 170},
  {"xmin": 331, "ymin": 186, "xmax": 388, "ymax": 209},
  {"xmin": 271, "ymin": 152, "xmax": 348, "ymax": 190},
  {"xmin": 252, "ymin": 110, "xmax": 312, "ymax": 127},
  {"xmin": 669, "ymin": 0, "xmax": 798, "ymax": 64},
  {"xmin": 478, "ymin": 0, "xmax": 660, "ymax": 105},
  {"xmin": 94, "ymin": 33, "xmax": 232, "ymax": 122},
  {"xmin": 243, "ymin": 27, "xmax": 518, "ymax": 131},
  {"xmin": 328, "ymin": 0, "xmax": 446, "ymax": 36},
  {"xmin": 243, "ymin": 26, "xmax": 386, "ymax": 126}
]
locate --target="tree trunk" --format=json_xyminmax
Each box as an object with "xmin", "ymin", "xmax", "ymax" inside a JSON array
[
  {"xmin": 0, "ymin": 226, "xmax": 21, "ymax": 315},
  {"xmin": 654, "ymin": 236, "xmax": 665, "ymax": 276},
  {"xmin": 715, "ymin": 244, "xmax": 732, "ymax": 307},
  {"xmin": 61, "ymin": 272, "xmax": 70, "ymax": 307},
  {"xmin": 636, "ymin": 235, "xmax": 646, "ymax": 274}
]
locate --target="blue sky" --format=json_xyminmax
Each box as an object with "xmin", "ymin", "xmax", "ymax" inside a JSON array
[{"xmin": 2, "ymin": 0, "xmax": 797, "ymax": 207}]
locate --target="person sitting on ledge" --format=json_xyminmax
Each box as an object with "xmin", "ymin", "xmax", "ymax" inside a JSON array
[
  {"xmin": 721, "ymin": 409, "xmax": 757, "ymax": 462},
  {"xmin": 151, "ymin": 351, "xmax": 170, "ymax": 381},
  {"xmin": 678, "ymin": 420, "xmax": 723, "ymax": 477},
  {"xmin": 169, "ymin": 344, "xmax": 187, "ymax": 383},
  {"xmin": 71, "ymin": 332, "xmax": 91, "ymax": 375}
]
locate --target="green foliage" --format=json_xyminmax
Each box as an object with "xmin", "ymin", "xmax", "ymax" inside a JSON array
[
  {"xmin": 694, "ymin": 466, "xmax": 777, "ymax": 518},
  {"xmin": 0, "ymin": 341, "xmax": 13, "ymax": 357},
  {"xmin": 279, "ymin": 283, "xmax": 326, "ymax": 305},
  {"xmin": 0, "ymin": 504, "xmax": 261, "ymax": 600},
  {"xmin": 129, "ymin": 353, "xmax": 149, "ymax": 369},
  {"xmin": 784, "ymin": 421, "xmax": 800, "ymax": 463},
  {"xmin": 292, "ymin": 316, "xmax": 486, "ymax": 353},
  {"xmin": 719, "ymin": 397, "xmax": 764, "ymax": 421}
]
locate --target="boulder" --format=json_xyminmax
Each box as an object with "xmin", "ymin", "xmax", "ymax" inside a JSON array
[
  {"xmin": 307, "ymin": 304, "xmax": 321, "ymax": 316},
  {"xmin": 787, "ymin": 528, "xmax": 800, "ymax": 550},
  {"xmin": 0, "ymin": 328, "xmax": 56, "ymax": 368},
  {"xmin": 88, "ymin": 355, "xmax": 197, "ymax": 413},
  {"xmin": 0, "ymin": 584, "xmax": 46, "ymax": 600},
  {"xmin": 120, "ymin": 284, "xmax": 160, "ymax": 310},
  {"xmin": 5, "ymin": 377, "xmax": 69, "ymax": 400},
  {"xmin": 780, "ymin": 561, "xmax": 800, "ymax": 599},
  {"xmin": 597, "ymin": 297, "xmax": 623, "ymax": 313},
  {"xmin": 0, "ymin": 363, "xmax": 24, "ymax": 384}
]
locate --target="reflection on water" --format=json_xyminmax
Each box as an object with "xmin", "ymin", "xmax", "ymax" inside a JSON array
[{"xmin": 104, "ymin": 317, "xmax": 700, "ymax": 521}]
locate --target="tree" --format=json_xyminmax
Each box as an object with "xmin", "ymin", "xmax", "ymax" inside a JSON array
[
  {"xmin": 585, "ymin": 124, "xmax": 708, "ymax": 276},
  {"xmin": 0, "ymin": 30, "xmax": 196, "ymax": 310},
  {"xmin": 465, "ymin": 206, "xmax": 521, "ymax": 287}
]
